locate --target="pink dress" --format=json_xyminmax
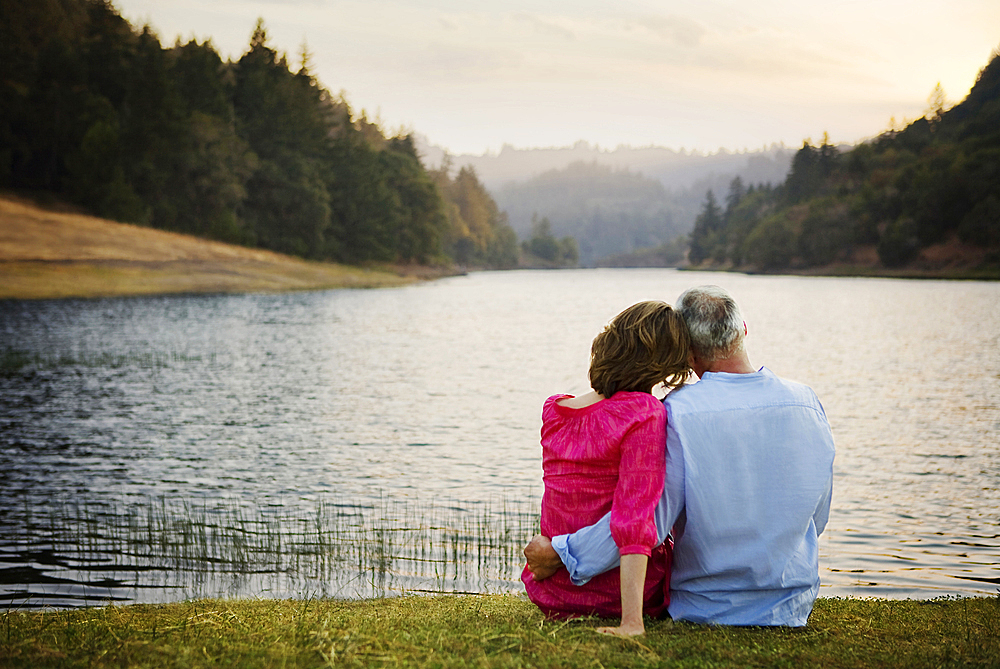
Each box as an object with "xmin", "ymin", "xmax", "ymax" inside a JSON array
[{"xmin": 522, "ymin": 391, "xmax": 671, "ymax": 619}]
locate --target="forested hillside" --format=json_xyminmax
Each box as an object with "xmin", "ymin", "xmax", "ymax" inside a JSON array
[
  {"xmin": 491, "ymin": 149, "xmax": 794, "ymax": 266},
  {"xmin": 494, "ymin": 162, "xmax": 685, "ymax": 265},
  {"xmin": 0, "ymin": 0, "xmax": 517, "ymax": 268},
  {"xmin": 688, "ymin": 50, "xmax": 1000, "ymax": 274}
]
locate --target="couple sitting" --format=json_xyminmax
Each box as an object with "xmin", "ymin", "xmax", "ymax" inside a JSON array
[{"xmin": 522, "ymin": 285, "xmax": 836, "ymax": 636}]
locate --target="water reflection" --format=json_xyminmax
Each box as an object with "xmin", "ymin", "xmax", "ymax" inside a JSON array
[{"xmin": 1, "ymin": 270, "xmax": 998, "ymax": 607}]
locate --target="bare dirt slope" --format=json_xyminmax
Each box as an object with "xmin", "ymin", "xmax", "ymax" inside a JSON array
[{"xmin": 0, "ymin": 197, "xmax": 412, "ymax": 299}]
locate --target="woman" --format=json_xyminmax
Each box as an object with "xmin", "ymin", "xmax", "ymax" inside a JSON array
[{"xmin": 521, "ymin": 300, "xmax": 690, "ymax": 636}]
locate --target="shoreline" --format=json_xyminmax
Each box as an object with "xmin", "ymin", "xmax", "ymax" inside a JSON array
[
  {"xmin": 676, "ymin": 243, "xmax": 1000, "ymax": 281},
  {"xmin": 0, "ymin": 258, "xmax": 419, "ymax": 301},
  {"xmin": 682, "ymin": 265, "xmax": 1000, "ymax": 281},
  {"xmin": 4, "ymin": 192, "xmax": 997, "ymax": 301},
  {"xmin": 5, "ymin": 591, "xmax": 993, "ymax": 613},
  {"xmin": 0, "ymin": 196, "xmax": 458, "ymax": 300}
]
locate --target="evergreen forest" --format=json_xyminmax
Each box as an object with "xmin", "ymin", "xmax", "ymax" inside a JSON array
[
  {"xmin": 0, "ymin": 0, "xmax": 519, "ymax": 268},
  {"xmin": 494, "ymin": 162, "xmax": 687, "ymax": 265},
  {"xmin": 688, "ymin": 51, "xmax": 1000, "ymax": 273}
]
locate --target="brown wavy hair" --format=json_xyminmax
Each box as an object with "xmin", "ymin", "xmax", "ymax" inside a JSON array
[{"xmin": 589, "ymin": 301, "xmax": 691, "ymax": 397}]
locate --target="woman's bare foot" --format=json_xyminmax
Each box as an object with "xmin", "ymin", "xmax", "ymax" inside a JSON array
[{"xmin": 595, "ymin": 622, "xmax": 645, "ymax": 637}]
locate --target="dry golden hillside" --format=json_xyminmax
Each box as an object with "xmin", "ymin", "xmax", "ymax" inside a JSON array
[{"xmin": 0, "ymin": 197, "xmax": 416, "ymax": 299}]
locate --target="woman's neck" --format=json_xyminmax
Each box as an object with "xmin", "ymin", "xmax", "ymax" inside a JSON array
[{"xmin": 556, "ymin": 390, "xmax": 605, "ymax": 409}]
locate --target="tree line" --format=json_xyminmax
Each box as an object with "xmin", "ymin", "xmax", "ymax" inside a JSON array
[
  {"xmin": 494, "ymin": 161, "xmax": 685, "ymax": 265},
  {"xmin": 687, "ymin": 50, "xmax": 1000, "ymax": 271},
  {"xmin": 0, "ymin": 0, "xmax": 518, "ymax": 268},
  {"xmin": 520, "ymin": 215, "xmax": 579, "ymax": 267}
]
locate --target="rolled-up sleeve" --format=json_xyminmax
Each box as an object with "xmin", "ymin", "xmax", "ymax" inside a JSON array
[{"xmin": 552, "ymin": 514, "xmax": 619, "ymax": 586}]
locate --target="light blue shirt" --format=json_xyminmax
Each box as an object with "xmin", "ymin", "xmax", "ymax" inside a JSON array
[{"xmin": 552, "ymin": 367, "xmax": 835, "ymax": 627}]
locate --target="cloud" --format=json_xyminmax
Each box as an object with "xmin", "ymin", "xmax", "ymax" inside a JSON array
[
  {"xmin": 388, "ymin": 43, "xmax": 524, "ymax": 83},
  {"xmin": 241, "ymin": 0, "xmax": 329, "ymax": 5},
  {"xmin": 511, "ymin": 13, "xmax": 576, "ymax": 41},
  {"xmin": 112, "ymin": 0, "xmax": 1000, "ymax": 154},
  {"xmin": 639, "ymin": 15, "xmax": 707, "ymax": 48}
]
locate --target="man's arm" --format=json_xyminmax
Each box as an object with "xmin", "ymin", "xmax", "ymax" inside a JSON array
[
  {"xmin": 814, "ymin": 475, "xmax": 833, "ymax": 535},
  {"xmin": 552, "ymin": 512, "xmax": 622, "ymax": 585},
  {"xmin": 528, "ymin": 420, "xmax": 684, "ymax": 585},
  {"xmin": 811, "ymin": 403, "xmax": 836, "ymax": 536},
  {"xmin": 521, "ymin": 516, "xmax": 621, "ymax": 583}
]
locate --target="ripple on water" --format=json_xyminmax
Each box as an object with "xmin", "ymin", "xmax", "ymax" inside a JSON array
[{"xmin": 1, "ymin": 270, "xmax": 999, "ymax": 606}]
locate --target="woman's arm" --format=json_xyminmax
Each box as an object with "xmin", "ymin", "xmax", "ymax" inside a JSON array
[
  {"xmin": 609, "ymin": 400, "xmax": 667, "ymax": 557},
  {"xmin": 596, "ymin": 553, "xmax": 648, "ymax": 636},
  {"xmin": 605, "ymin": 399, "xmax": 667, "ymax": 634}
]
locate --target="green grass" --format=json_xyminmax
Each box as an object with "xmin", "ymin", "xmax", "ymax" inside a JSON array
[
  {"xmin": 5, "ymin": 498, "xmax": 999, "ymax": 666},
  {"xmin": 3, "ymin": 594, "xmax": 999, "ymax": 668}
]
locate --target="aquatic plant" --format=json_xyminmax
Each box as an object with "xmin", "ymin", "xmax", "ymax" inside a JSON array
[{"xmin": 1, "ymin": 493, "xmax": 538, "ymax": 607}]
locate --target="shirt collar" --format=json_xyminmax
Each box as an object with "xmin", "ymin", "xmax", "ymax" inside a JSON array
[{"xmin": 699, "ymin": 366, "xmax": 769, "ymax": 382}]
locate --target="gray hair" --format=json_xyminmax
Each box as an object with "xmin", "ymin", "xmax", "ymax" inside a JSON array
[{"xmin": 676, "ymin": 285, "xmax": 745, "ymax": 362}]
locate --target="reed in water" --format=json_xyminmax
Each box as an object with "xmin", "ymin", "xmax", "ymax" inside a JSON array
[{"xmin": 3, "ymin": 494, "xmax": 538, "ymax": 607}]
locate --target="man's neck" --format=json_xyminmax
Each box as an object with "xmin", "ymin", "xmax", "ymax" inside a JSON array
[
  {"xmin": 706, "ymin": 358, "xmax": 757, "ymax": 374},
  {"xmin": 697, "ymin": 350, "xmax": 757, "ymax": 377}
]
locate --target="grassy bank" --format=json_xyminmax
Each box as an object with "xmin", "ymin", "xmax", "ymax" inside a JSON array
[
  {"xmin": 0, "ymin": 197, "xmax": 438, "ymax": 300},
  {"xmin": 3, "ymin": 594, "xmax": 998, "ymax": 668}
]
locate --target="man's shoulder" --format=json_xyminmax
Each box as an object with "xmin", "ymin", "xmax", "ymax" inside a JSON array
[
  {"xmin": 764, "ymin": 371, "xmax": 821, "ymax": 402},
  {"xmin": 664, "ymin": 368, "xmax": 822, "ymax": 414},
  {"xmin": 662, "ymin": 379, "xmax": 720, "ymax": 416}
]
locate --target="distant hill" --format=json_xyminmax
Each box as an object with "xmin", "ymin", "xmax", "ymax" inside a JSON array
[
  {"xmin": 416, "ymin": 139, "xmax": 793, "ymax": 193},
  {"xmin": 687, "ymin": 49, "xmax": 1000, "ymax": 277},
  {"xmin": 489, "ymin": 162, "xmax": 682, "ymax": 265},
  {"xmin": 415, "ymin": 140, "xmax": 794, "ymax": 265}
]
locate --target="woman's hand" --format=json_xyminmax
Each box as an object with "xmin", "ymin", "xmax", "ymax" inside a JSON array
[{"xmin": 595, "ymin": 621, "xmax": 645, "ymax": 637}]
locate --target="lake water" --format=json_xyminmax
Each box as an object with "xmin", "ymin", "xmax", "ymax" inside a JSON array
[{"xmin": 1, "ymin": 269, "xmax": 998, "ymax": 608}]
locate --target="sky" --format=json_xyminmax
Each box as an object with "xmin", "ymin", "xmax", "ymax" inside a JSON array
[{"xmin": 113, "ymin": 0, "xmax": 1000, "ymax": 156}]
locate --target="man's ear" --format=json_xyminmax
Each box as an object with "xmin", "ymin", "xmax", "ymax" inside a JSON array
[{"xmin": 743, "ymin": 321, "xmax": 748, "ymax": 336}]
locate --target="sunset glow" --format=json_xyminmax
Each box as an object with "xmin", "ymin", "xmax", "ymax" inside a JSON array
[{"xmin": 73, "ymin": 1, "xmax": 1000, "ymax": 154}]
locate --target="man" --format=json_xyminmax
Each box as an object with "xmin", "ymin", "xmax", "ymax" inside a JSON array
[{"xmin": 524, "ymin": 285, "xmax": 835, "ymax": 626}]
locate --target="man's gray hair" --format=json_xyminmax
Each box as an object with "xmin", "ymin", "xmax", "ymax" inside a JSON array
[{"xmin": 676, "ymin": 285, "xmax": 745, "ymax": 362}]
